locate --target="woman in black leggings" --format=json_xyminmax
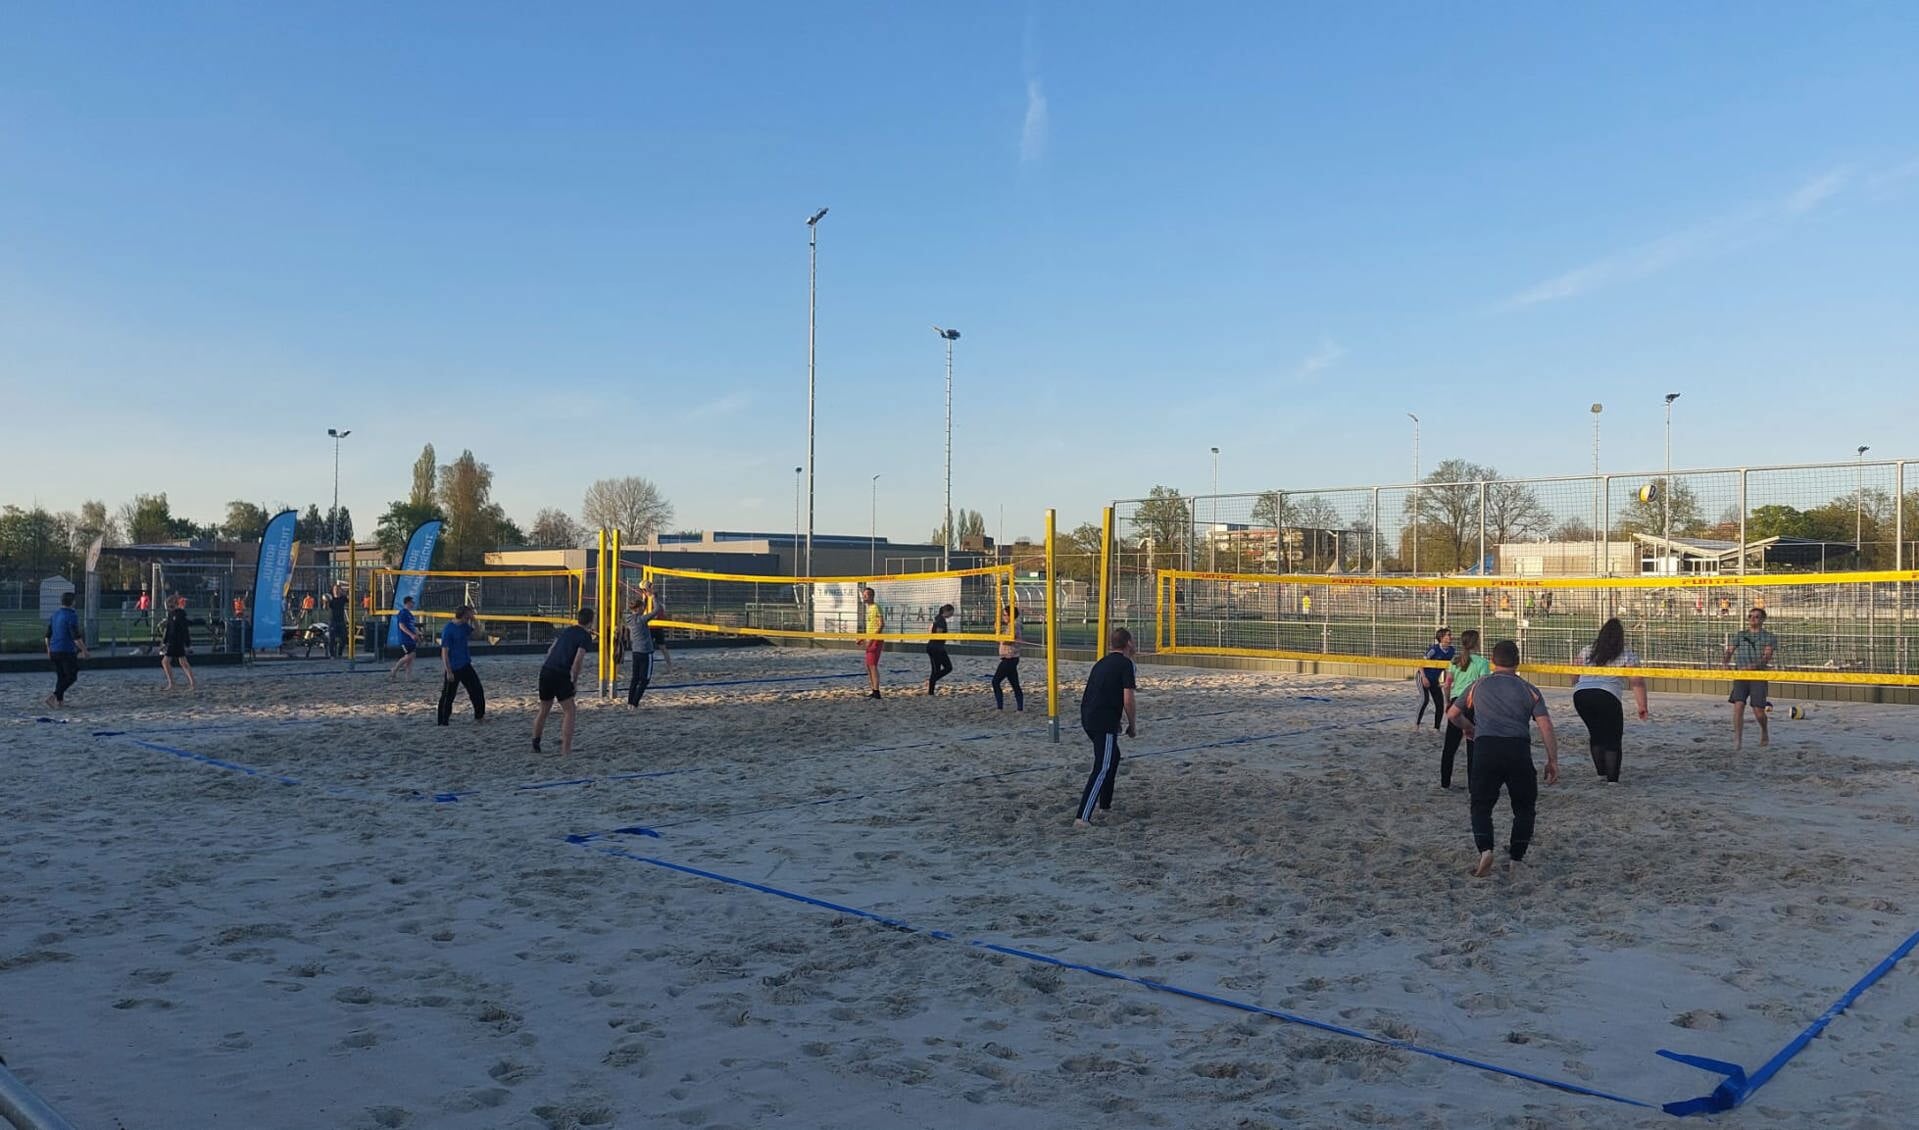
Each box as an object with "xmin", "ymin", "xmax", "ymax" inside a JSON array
[
  {"xmin": 926, "ymin": 604, "xmax": 954, "ymax": 694},
  {"xmin": 992, "ymin": 608, "xmax": 1023, "ymax": 711},
  {"xmin": 1571, "ymin": 617, "xmax": 1649, "ymax": 782}
]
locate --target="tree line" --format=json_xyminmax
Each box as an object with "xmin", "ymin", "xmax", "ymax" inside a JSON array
[{"xmin": 0, "ymin": 444, "xmax": 675, "ymax": 579}]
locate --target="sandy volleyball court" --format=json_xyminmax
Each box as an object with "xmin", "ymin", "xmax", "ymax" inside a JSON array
[{"xmin": 4, "ymin": 647, "xmax": 1917, "ymax": 1129}]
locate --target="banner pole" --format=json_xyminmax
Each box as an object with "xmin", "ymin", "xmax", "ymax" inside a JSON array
[{"xmin": 1046, "ymin": 508, "xmax": 1059, "ymax": 744}]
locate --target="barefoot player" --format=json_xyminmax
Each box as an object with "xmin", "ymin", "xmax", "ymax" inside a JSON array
[
  {"xmin": 859, "ymin": 585, "xmax": 884, "ymax": 699},
  {"xmin": 1447, "ymin": 639, "xmax": 1559, "ymax": 879},
  {"xmin": 1723, "ymin": 607, "xmax": 1777, "ymax": 751},
  {"xmin": 1074, "ymin": 628, "xmax": 1138, "ymax": 829},
  {"xmin": 533, "ymin": 607, "xmax": 593, "ymax": 755}
]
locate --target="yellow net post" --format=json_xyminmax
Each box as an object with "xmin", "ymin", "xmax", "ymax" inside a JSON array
[
  {"xmin": 595, "ymin": 529, "xmax": 608, "ymax": 698},
  {"xmin": 1045, "ymin": 508, "xmax": 1059, "ymax": 744},
  {"xmin": 1097, "ymin": 504, "xmax": 1113, "ymax": 660},
  {"xmin": 347, "ymin": 539, "xmax": 357, "ymax": 664},
  {"xmin": 611, "ymin": 527, "xmax": 622, "ymax": 698}
]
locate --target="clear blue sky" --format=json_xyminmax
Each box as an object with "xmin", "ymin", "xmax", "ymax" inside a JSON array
[{"xmin": 3, "ymin": 2, "xmax": 1915, "ymax": 542}]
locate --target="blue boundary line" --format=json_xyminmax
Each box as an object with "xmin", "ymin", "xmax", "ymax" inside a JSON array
[
  {"xmin": 1658, "ymin": 926, "xmax": 1919, "ymax": 1116},
  {"xmin": 581, "ymin": 842, "xmax": 1658, "ymax": 1112},
  {"xmin": 567, "ymin": 714, "xmax": 1402, "ymax": 841}
]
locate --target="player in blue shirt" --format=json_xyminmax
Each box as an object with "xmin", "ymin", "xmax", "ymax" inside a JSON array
[
  {"xmin": 44, "ymin": 591, "xmax": 88, "ymax": 708},
  {"xmin": 1416, "ymin": 627, "xmax": 1454, "ymax": 730},
  {"xmin": 436, "ymin": 605, "xmax": 486, "ymax": 725},
  {"xmin": 388, "ymin": 596, "xmax": 420, "ymax": 679}
]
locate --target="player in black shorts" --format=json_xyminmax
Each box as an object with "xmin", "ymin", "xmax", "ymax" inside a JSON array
[
  {"xmin": 160, "ymin": 596, "xmax": 197, "ymax": 691},
  {"xmin": 533, "ymin": 607, "xmax": 594, "ymax": 756}
]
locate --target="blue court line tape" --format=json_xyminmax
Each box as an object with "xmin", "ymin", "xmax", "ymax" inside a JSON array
[
  {"xmin": 126, "ymin": 738, "xmax": 303, "ymax": 786},
  {"xmin": 582, "ymin": 843, "xmax": 1657, "ymax": 1112},
  {"xmin": 1659, "ymin": 926, "xmax": 1919, "ymax": 1116},
  {"xmin": 567, "ymin": 714, "xmax": 1402, "ymax": 842},
  {"xmin": 11, "ymin": 716, "xmax": 70, "ymax": 724}
]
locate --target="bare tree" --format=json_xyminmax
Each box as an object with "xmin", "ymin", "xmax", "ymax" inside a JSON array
[
  {"xmin": 530, "ymin": 508, "xmax": 587, "ymax": 549},
  {"xmin": 581, "ymin": 476, "xmax": 675, "ymax": 541}
]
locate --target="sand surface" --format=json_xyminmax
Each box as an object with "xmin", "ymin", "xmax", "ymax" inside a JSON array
[{"xmin": 4, "ymin": 647, "xmax": 1918, "ymax": 1129}]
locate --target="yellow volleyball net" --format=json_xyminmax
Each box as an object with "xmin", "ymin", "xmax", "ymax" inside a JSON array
[
  {"xmin": 634, "ymin": 562, "xmax": 1021, "ymax": 644},
  {"xmin": 371, "ymin": 568, "xmax": 587, "ymax": 644},
  {"xmin": 1156, "ymin": 568, "xmax": 1919, "ymax": 687}
]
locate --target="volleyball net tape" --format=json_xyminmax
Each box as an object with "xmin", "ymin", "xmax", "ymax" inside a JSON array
[
  {"xmin": 636, "ymin": 563, "xmax": 1021, "ymax": 644},
  {"xmin": 1153, "ymin": 568, "xmax": 1919, "ymax": 686}
]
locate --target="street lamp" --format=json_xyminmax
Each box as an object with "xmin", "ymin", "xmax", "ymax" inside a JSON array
[
  {"xmin": 1857, "ymin": 445, "xmax": 1871, "ymax": 566},
  {"xmin": 326, "ymin": 428, "xmax": 351, "ymax": 572},
  {"xmin": 1407, "ymin": 412, "xmax": 1420, "ymax": 576},
  {"xmin": 1209, "ymin": 446, "xmax": 1220, "ymax": 571},
  {"xmin": 932, "ymin": 326, "xmax": 961, "ymax": 569},
  {"xmin": 870, "ymin": 474, "xmax": 881, "ymax": 573},
  {"xmin": 805, "ymin": 207, "xmax": 828, "ymax": 581},
  {"xmin": 1663, "ymin": 393, "xmax": 1680, "ymax": 574}
]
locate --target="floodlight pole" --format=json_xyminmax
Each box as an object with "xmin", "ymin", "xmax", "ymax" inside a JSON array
[
  {"xmin": 327, "ymin": 427, "xmax": 351, "ymax": 576},
  {"xmin": 934, "ymin": 326, "xmax": 961, "ymax": 569},
  {"xmin": 1857, "ymin": 445, "xmax": 1871, "ymax": 566},
  {"xmin": 1209, "ymin": 447, "xmax": 1220, "ymax": 571},
  {"xmin": 870, "ymin": 474, "xmax": 881, "ymax": 573},
  {"xmin": 1664, "ymin": 393, "xmax": 1680, "ymax": 574},
  {"xmin": 792, "ymin": 466, "xmax": 803, "ymax": 572},
  {"xmin": 1591, "ymin": 403, "xmax": 1603, "ymax": 573},
  {"xmin": 1407, "ymin": 413, "xmax": 1420, "ymax": 576},
  {"xmin": 805, "ymin": 207, "xmax": 828, "ymax": 583}
]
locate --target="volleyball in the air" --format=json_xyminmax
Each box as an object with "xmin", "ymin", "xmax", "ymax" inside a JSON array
[{"xmin": 1638, "ymin": 481, "xmax": 1660, "ymax": 504}]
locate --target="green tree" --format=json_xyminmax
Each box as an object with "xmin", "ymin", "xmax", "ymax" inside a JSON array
[
  {"xmin": 1746, "ymin": 505, "xmax": 1810, "ymax": 540},
  {"xmin": 119, "ymin": 493, "xmax": 178, "ymax": 545},
  {"xmin": 1133, "ymin": 486, "xmax": 1190, "ymax": 564},
  {"xmin": 0, "ymin": 506, "xmax": 73, "ymax": 575},
  {"xmin": 1613, "ymin": 477, "xmax": 1704, "ymax": 539},
  {"xmin": 929, "ymin": 507, "xmax": 987, "ymax": 547},
  {"xmin": 437, "ymin": 449, "xmax": 516, "ymax": 567},
  {"xmin": 296, "ymin": 504, "xmax": 327, "ymax": 543},
  {"xmin": 410, "ymin": 444, "xmax": 438, "ymax": 508},
  {"xmin": 374, "ymin": 500, "xmax": 446, "ymax": 557},
  {"xmin": 223, "ymin": 501, "xmax": 272, "ymax": 540}
]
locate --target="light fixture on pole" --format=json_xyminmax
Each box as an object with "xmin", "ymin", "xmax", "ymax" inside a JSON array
[
  {"xmin": 1209, "ymin": 446, "xmax": 1220, "ymax": 571},
  {"xmin": 932, "ymin": 326, "xmax": 961, "ymax": 569},
  {"xmin": 870, "ymin": 474, "xmax": 881, "ymax": 573},
  {"xmin": 804, "ymin": 207, "xmax": 828, "ymax": 583},
  {"xmin": 1407, "ymin": 412, "xmax": 1420, "ymax": 576},
  {"xmin": 1857, "ymin": 445, "xmax": 1871, "ymax": 566},
  {"xmin": 1663, "ymin": 393, "xmax": 1680, "ymax": 574},
  {"xmin": 327, "ymin": 428, "xmax": 351, "ymax": 572}
]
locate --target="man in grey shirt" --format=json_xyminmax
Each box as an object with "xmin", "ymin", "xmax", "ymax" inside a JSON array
[
  {"xmin": 1722, "ymin": 607, "xmax": 1777, "ymax": 751},
  {"xmin": 1446, "ymin": 639, "xmax": 1560, "ymax": 879}
]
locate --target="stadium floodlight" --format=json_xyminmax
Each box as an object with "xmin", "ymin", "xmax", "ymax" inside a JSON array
[
  {"xmin": 805, "ymin": 208, "xmax": 829, "ymax": 582},
  {"xmin": 933, "ymin": 327, "xmax": 961, "ymax": 568}
]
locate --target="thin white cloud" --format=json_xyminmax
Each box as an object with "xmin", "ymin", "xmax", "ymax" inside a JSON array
[
  {"xmin": 689, "ymin": 391, "xmax": 750, "ymax": 419},
  {"xmin": 1021, "ymin": 79, "xmax": 1048, "ymax": 164},
  {"xmin": 1294, "ymin": 338, "xmax": 1347, "ymax": 380},
  {"xmin": 1502, "ymin": 167, "xmax": 1855, "ymax": 309}
]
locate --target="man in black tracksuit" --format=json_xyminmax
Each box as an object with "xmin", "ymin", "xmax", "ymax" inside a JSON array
[{"xmin": 1074, "ymin": 627, "xmax": 1138, "ymax": 829}]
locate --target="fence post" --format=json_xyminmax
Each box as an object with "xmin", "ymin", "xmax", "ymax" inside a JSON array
[
  {"xmin": 1898, "ymin": 461, "xmax": 1906, "ymax": 571},
  {"xmin": 1738, "ymin": 469, "xmax": 1748, "ymax": 576},
  {"xmin": 1370, "ymin": 487, "xmax": 1380, "ymax": 656},
  {"xmin": 1096, "ymin": 505, "xmax": 1113, "ymax": 658},
  {"xmin": 1601, "ymin": 475, "xmax": 1612, "ymax": 577}
]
